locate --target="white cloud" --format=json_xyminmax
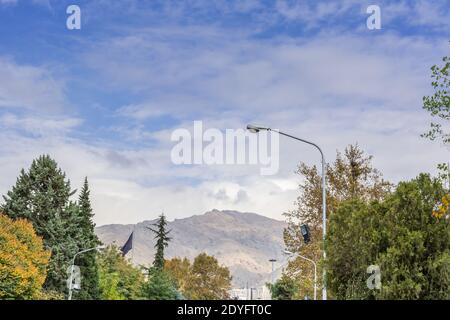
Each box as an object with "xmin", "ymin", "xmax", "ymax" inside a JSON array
[
  {"xmin": 0, "ymin": 5, "xmax": 449, "ymax": 226},
  {"xmin": 0, "ymin": 57, "xmax": 67, "ymax": 112}
]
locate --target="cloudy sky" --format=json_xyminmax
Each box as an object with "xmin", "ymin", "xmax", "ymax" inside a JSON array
[{"xmin": 0, "ymin": 0, "xmax": 448, "ymax": 225}]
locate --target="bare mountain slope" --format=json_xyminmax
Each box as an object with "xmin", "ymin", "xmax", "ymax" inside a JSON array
[{"xmin": 95, "ymin": 209, "xmax": 287, "ymax": 287}]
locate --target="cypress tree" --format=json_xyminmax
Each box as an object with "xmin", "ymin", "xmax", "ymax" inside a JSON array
[
  {"xmin": 148, "ymin": 213, "xmax": 171, "ymax": 270},
  {"xmin": 73, "ymin": 177, "xmax": 100, "ymax": 300},
  {"xmin": 1, "ymin": 155, "xmax": 78, "ymax": 293}
]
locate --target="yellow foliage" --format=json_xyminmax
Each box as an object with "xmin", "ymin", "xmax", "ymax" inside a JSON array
[
  {"xmin": 432, "ymin": 194, "xmax": 450, "ymax": 219},
  {"xmin": 0, "ymin": 213, "xmax": 50, "ymax": 300}
]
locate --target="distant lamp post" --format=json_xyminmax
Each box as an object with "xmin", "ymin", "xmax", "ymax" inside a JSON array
[
  {"xmin": 68, "ymin": 245, "xmax": 106, "ymax": 300},
  {"xmin": 284, "ymin": 249, "xmax": 317, "ymax": 301},
  {"xmin": 269, "ymin": 258, "xmax": 277, "ymax": 285},
  {"xmin": 247, "ymin": 124, "xmax": 327, "ymax": 300}
]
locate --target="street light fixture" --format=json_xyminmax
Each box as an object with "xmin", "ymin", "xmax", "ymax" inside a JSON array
[
  {"xmin": 269, "ymin": 258, "xmax": 277, "ymax": 285},
  {"xmin": 300, "ymin": 224, "xmax": 311, "ymax": 244},
  {"xmin": 68, "ymin": 245, "xmax": 107, "ymax": 300},
  {"xmin": 284, "ymin": 250, "xmax": 317, "ymax": 301},
  {"xmin": 247, "ymin": 124, "xmax": 327, "ymax": 300}
]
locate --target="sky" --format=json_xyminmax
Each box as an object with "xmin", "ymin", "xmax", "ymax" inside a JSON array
[{"xmin": 0, "ymin": 0, "xmax": 449, "ymax": 226}]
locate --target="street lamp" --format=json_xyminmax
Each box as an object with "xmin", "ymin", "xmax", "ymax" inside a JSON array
[
  {"xmin": 269, "ymin": 258, "xmax": 277, "ymax": 285},
  {"xmin": 68, "ymin": 245, "xmax": 106, "ymax": 300},
  {"xmin": 247, "ymin": 124, "xmax": 327, "ymax": 300},
  {"xmin": 284, "ymin": 250, "xmax": 317, "ymax": 301},
  {"xmin": 300, "ymin": 223, "xmax": 311, "ymax": 244}
]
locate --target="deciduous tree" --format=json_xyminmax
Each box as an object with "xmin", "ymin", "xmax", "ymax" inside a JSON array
[
  {"xmin": 0, "ymin": 213, "xmax": 50, "ymax": 299},
  {"xmin": 283, "ymin": 144, "xmax": 391, "ymax": 298},
  {"xmin": 184, "ymin": 253, "xmax": 232, "ymax": 300},
  {"xmin": 97, "ymin": 245, "xmax": 144, "ymax": 300}
]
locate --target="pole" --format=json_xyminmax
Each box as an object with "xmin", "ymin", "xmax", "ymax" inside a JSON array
[
  {"xmin": 68, "ymin": 254, "xmax": 77, "ymax": 300},
  {"xmin": 321, "ymin": 150, "xmax": 327, "ymax": 300},
  {"xmin": 287, "ymin": 253, "xmax": 317, "ymax": 300},
  {"xmin": 246, "ymin": 125, "xmax": 327, "ymax": 300},
  {"xmin": 269, "ymin": 259, "xmax": 277, "ymax": 284},
  {"xmin": 276, "ymin": 130, "xmax": 327, "ymax": 300},
  {"xmin": 68, "ymin": 246, "xmax": 105, "ymax": 300}
]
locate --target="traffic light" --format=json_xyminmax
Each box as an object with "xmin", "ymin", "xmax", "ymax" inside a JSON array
[{"xmin": 300, "ymin": 223, "xmax": 311, "ymax": 244}]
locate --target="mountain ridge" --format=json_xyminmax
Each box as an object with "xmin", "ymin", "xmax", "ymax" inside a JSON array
[{"xmin": 95, "ymin": 209, "xmax": 287, "ymax": 287}]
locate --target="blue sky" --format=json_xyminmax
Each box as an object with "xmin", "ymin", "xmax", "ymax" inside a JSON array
[{"xmin": 0, "ymin": 0, "xmax": 449, "ymax": 225}]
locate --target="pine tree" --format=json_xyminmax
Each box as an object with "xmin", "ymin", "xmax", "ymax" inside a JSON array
[
  {"xmin": 73, "ymin": 177, "xmax": 100, "ymax": 300},
  {"xmin": 142, "ymin": 268, "xmax": 178, "ymax": 300},
  {"xmin": 148, "ymin": 213, "xmax": 171, "ymax": 270},
  {"xmin": 1, "ymin": 155, "xmax": 78, "ymax": 294}
]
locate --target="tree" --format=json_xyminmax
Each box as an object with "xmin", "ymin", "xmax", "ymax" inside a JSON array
[
  {"xmin": 164, "ymin": 257, "xmax": 191, "ymax": 293},
  {"xmin": 1, "ymin": 155, "xmax": 79, "ymax": 294},
  {"xmin": 148, "ymin": 213, "xmax": 171, "ymax": 270},
  {"xmin": 283, "ymin": 144, "xmax": 391, "ymax": 298},
  {"xmin": 98, "ymin": 272, "xmax": 124, "ymax": 300},
  {"xmin": 267, "ymin": 274, "xmax": 298, "ymax": 300},
  {"xmin": 97, "ymin": 245, "xmax": 144, "ymax": 300},
  {"xmin": 327, "ymin": 174, "xmax": 450, "ymax": 299},
  {"xmin": 73, "ymin": 177, "xmax": 100, "ymax": 300},
  {"xmin": 184, "ymin": 253, "xmax": 232, "ymax": 300},
  {"xmin": 0, "ymin": 213, "xmax": 50, "ymax": 299},
  {"xmin": 141, "ymin": 268, "xmax": 179, "ymax": 300},
  {"xmin": 422, "ymin": 52, "xmax": 450, "ymax": 184},
  {"xmin": 422, "ymin": 54, "xmax": 449, "ymax": 147}
]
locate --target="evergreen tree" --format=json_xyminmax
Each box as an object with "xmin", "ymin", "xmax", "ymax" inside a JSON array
[
  {"xmin": 267, "ymin": 274, "xmax": 298, "ymax": 300},
  {"xmin": 1, "ymin": 155, "xmax": 78, "ymax": 294},
  {"xmin": 73, "ymin": 177, "xmax": 100, "ymax": 300},
  {"xmin": 141, "ymin": 268, "xmax": 178, "ymax": 300},
  {"xmin": 148, "ymin": 213, "xmax": 171, "ymax": 270}
]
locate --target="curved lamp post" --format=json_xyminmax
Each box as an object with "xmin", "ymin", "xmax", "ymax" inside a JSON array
[
  {"xmin": 284, "ymin": 249, "xmax": 317, "ymax": 300},
  {"xmin": 247, "ymin": 124, "xmax": 327, "ymax": 300},
  {"xmin": 68, "ymin": 245, "xmax": 106, "ymax": 300}
]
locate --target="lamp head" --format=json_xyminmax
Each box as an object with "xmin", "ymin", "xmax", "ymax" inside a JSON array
[
  {"xmin": 246, "ymin": 124, "xmax": 261, "ymax": 133},
  {"xmin": 96, "ymin": 244, "xmax": 107, "ymax": 252},
  {"xmin": 300, "ymin": 223, "xmax": 311, "ymax": 244},
  {"xmin": 247, "ymin": 124, "xmax": 271, "ymax": 133}
]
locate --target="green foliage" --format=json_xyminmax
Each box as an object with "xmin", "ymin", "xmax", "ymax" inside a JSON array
[
  {"xmin": 422, "ymin": 55, "xmax": 449, "ymax": 146},
  {"xmin": 182, "ymin": 253, "xmax": 232, "ymax": 300},
  {"xmin": 97, "ymin": 245, "xmax": 144, "ymax": 300},
  {"xmin": 148, "ymin": 213, "xmax": 171, "ymax": 270},
  {"xmin": 72, "ymin": 178, "xmax": 100, "ymax": 300},
  {"xmin": 0, "ymin": 213, "xmax": 51, "ymax": 300},
  {"xmin": 99, "ymin": 271, "xmax": 124, "ymax": 300},
  {"xmin": 267, "ymin": 275, "xmax": 298, "ymax": 300},
  {"xmin": 327, "ymin": 174, "xmax": 450, "ymax": 299},
  {"xmin": 142, "ymin": 267, "xmax": 179, "ymax": 300},
  {"xmin": 283, "ymin": 144, "xmax": 391, "ymax": 298},
  {"xmin": 1, "ymin": 155, "xmax": 78, "ymax": 294},
  {"xmin": 165, "ymin": 254, "xmax": 232, "ymax": 300}
]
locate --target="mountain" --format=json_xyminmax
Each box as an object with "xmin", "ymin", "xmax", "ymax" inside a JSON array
[{"xmin": 95, "ymin": 209, "xmax": 287, "ymax": 288}]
